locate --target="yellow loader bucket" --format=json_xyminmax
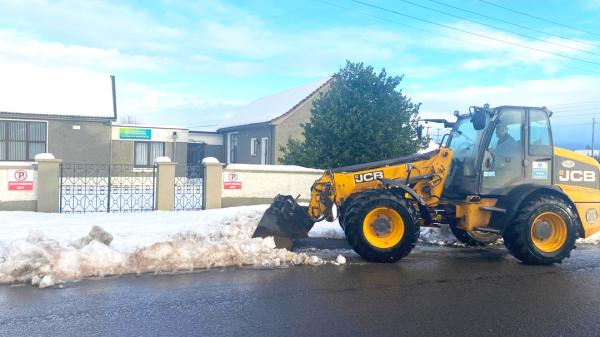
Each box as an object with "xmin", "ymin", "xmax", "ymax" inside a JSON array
[{"xmin": 252, "ymin": 195, "xmax": 315, "ymax": 250}]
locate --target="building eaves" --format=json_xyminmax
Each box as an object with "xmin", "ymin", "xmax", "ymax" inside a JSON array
[
  {"xmin": 217, "ymin": 121, "xmax": 270, "ymax": 133},
  {"xmin": 0, "ymin": 111, "xmax": 116, "ymax": 121}
]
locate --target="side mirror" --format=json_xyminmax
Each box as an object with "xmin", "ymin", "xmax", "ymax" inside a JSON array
[{"xmin": 471, "ymin": 108, "xmax": 487, "ymax": 131}]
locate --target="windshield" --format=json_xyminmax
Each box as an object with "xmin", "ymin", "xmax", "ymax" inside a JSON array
[{"xmin": 447, "ymin": 115, "xmax": 489, "ymax": 176}]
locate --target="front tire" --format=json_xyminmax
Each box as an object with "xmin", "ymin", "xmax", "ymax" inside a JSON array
[
  {"xmin": 503, "ymin": 195, "xmax": 577, "ymax": 265},
  {"xmin": 344, "ymin": 190, "xmax": 420, "ymax": 263}
]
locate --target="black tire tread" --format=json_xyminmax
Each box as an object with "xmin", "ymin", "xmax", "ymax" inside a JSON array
[
  {"xmin": 503, "ymin": 194, "xmax": 577, "ymax": 265},
  {"xmin": 344, "ymin": 189, "xmax": 420, "ymax": 263}
]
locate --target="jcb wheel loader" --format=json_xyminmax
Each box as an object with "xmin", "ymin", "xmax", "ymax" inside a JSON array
[{"xmin": 253, "ymin": 105, "xmax": 600, "ymax": 265}]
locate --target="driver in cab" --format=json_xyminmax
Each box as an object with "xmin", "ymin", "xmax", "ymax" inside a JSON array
[
  {"xmin": 493, "ymin": 122, "xmax": 518, "ymax": 158},
  {"xmin": 491, "ymin": 120, "xmax": 520, "ymax": 179}
]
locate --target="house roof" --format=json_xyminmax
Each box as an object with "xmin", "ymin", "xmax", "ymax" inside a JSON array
[
  {"xmin": 0, "ymin": 69, "xmax": 116, "ymax": 120},
  {"xmin": 217, "ymin": 77, "xmax": 331, "ymax": 131}
]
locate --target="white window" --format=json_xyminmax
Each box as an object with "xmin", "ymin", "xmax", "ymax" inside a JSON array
[
  {"xmin": 134, "ymin": 141, "xmax": 164, "ymax": 167},
  {"xmin": 227, "ymin": 133, "xmax": 239, "ymax": 164},
  {"xmin": 261, "ymin": 137, "xmax": 269, "ymax": 165},
  {"xmin": 250, "ymin": 138, "xmax": 258, "ymax": 156}
]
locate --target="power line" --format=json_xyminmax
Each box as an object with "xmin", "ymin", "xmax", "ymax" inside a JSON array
[
  {"xmin": 315, "ymin": 0, "xmax": 564, "ymax": 66},
  {"xmin": 349, "ymin": 0, "xmax": 600, "ymax": 67},
  {"xmin": 426, "ymin": 0, "xmax": 598, "ymax": 49},
  {"xmin": 395, "ymin": 0, "xmax": 600, "ymax": 56},
  {"xmin": 552, "ymin": 110, "xmax": 600, "ymax": 116},
  {"xmin": 549, "ymin": 100, "xmax": 600, "ymax": 107},
  {"xmin": 478, "ymin": 0, "xmax": 600, "ymax": 38},
  {"xmin": 551, "ymin": 105, "xmax": 600, "ymax": 112}
]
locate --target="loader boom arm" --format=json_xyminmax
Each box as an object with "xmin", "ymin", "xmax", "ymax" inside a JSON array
[{"xmin": 307, "ymin": 148, "xmax": 454, "ymax": 221}]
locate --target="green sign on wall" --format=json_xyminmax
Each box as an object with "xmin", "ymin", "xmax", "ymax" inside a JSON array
[{"xmin": 119, "ymin": 128, "xmax": 152, "ymax": 140}]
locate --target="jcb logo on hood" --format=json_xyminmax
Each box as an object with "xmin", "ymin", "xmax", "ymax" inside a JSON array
[
  {"xmin": 355, "ymin": 171, "xmax": 384, "ymax": 183},
  {"xmin": 559, "ymin": 169, "xmax": 596, "ymax": 182}
]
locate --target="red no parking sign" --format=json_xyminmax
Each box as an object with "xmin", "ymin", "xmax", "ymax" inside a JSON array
[
  {"xmin": 223, "ymin": 171, "xmax": 242, "ymax": 190},
  {"xmin": 8, "ymin": 169, "xmax": 34, "ymax": 191}
]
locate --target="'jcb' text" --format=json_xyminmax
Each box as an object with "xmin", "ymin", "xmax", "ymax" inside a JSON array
[
  {"xmin": 354, "ymin": 171, "xmax": 384, "ymax": 183},
  {"xmin": 558, "ymin": 170, "xmax": 596, "ymax": 182}
]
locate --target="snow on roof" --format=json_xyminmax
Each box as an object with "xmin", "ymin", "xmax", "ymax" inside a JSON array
[
  {"xmin": 0, "ymin": 66, "xmax": 115, "ymax": 119},
  {"xmin": 218, "ymin": 77, "xmax": 331, "ymax": 129}
]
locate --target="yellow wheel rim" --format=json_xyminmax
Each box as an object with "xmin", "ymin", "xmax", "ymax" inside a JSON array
[
  {"xmin": 530, "ymin": 212, "xmax": 567, "ymax": 253},
  {"xmin": 362, "ymin": 207, "xmax": 405, "ymax": 249}
]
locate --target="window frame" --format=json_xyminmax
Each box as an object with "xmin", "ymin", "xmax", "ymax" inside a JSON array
[
  {"xmin": 261, "ymin": 137, "xmax": 269, "ymax": 165},
  {"xmin": 250, "ymin": 137, "xmax": 258, "ymax": 156},
  {"xmin": 133, "ymin": 141, "xmax": 165, "ymax": 168},
  {"xmin": 0, "ymin": 119, "xmax": 48, "ymax": 162},
  {"xmin": 227, "ymin": 132, "xmax": 239, "ymax": 164}
]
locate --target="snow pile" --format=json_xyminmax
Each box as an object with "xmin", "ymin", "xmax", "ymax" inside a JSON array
[
  {"xmin": 334, "ymin": 255, "xmax": 346, "ymax": 265},
  {"xmin": 0, "ymin": 207, "xmax": 322, "ymax": 287},
  {"xmin": 309, "ymin": 221, "xmax": 345, "ymax": 239},
  {"xmin": 309, "ymin": 220, "xmax": 461, "ymax": 245},
  {"xmin": 578, "ymin": 232, "xmax": 600, "ymax": 244},
  {"xmin": 419, "ymin": 225, "xmax": 461, "ymax": 246}
]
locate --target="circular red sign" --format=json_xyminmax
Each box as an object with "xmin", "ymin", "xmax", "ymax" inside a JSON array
[
  {"xmin": 228, "ymin": 172, "xmax": 238, "ymax": 181},
  {"xmin": 14, "ymin": 170, "xmax": 28, "ymax": 181}
]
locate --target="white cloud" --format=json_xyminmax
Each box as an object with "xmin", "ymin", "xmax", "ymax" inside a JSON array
[
  {"xmin": 116, "ymin": 82, "xmax": 242, "ymax": 128},
  {"xmin": 0, "ymin": 30, "xmax": 160, "ymax": 71},
  {"xmin": 413, "ymin": 75, "xmax": 600, "ymax": 120},
  {"xmin": 0, "ymin": 0, "xmax": 182, "ymax": 53},
  {"xmin": 581, "ymin": 0, "xmax": 600, "ymax": 9}
]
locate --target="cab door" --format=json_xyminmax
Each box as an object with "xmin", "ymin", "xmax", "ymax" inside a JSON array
[
  {"xmin": 480, "ymin": 108, "xmax": 525, "ymax": 194},
  {"xmin": 524, "ymin": 108, "xmax": 553, "ymax": 185}
]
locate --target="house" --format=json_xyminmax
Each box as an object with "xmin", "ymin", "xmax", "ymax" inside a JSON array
[
  {"xmin": 0, "ymin": 71, "xmax": 191, "ymax": 172},
  {"xmin": 188, "ymin": 131, "xmax": 225, "ymax": 165},
  {"xmin": 110, "ymin": 123, "xmax": 189, "ymax": 175},
  {"xmin": 0, "ymin": 71, "xmax": 117, "ymax": 164},
  {"xmin": 217, "ymin": 77, "xmax": 332, "ymax": 164}
]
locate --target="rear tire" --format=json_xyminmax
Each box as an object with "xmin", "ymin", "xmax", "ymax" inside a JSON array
[
  {"xmin": 503, "ymin": 195, "xmax": 577, "ymax": 265},
  {"xmin": 344, "ymin": 190, "xmax": 419, "ymax": 263},
  {"xmin": 449, "ymin": 220, "xmax": 500, "ymax": 246}
]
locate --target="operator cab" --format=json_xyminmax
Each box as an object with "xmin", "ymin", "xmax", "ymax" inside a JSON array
[{"xmin": 443, "ymin": 105, "xmax": 553, "ymax": 198}]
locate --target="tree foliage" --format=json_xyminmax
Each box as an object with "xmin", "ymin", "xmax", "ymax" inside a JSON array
[{"xmin": 280, "ymin": 61, "xmax": 426, "ymax": 168}]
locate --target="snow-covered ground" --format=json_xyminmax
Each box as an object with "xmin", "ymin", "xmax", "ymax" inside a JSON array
[
  {"xmin": 1, "ymin": 206, "xmax": 599, "ymax": 288},
  {"xmin": 0, "ymin": 206, "xmax": 325, "ymax": 288}
]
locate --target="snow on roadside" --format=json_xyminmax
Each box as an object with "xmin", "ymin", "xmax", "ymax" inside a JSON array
[
  {"xmin": 3, "ymin": 206, "xmax": 600, "ymax": 288},
  {"xmin": 0, "ymin": 206, "xmax": 323, "ymax": 287},
  {"xmin": 578, "ymin": 232, "xmax": 600, "ymax": 244},
  {"xmin": 309, "ymin": 220, "xmax": 461, "ymax": 245}
]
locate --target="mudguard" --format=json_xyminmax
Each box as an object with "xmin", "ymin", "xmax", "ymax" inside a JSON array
[{"xmin": 487, "ymin": 184, "xmax": 578, "ymax": 231}]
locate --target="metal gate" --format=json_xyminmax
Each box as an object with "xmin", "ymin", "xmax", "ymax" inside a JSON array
[
  {"xmin": 60, "ymin": 164, "xmax": 156, "ymax": 213},
  {"xmin": 174, "ymin": 165, "xmax": 203, "ymax": 211}
]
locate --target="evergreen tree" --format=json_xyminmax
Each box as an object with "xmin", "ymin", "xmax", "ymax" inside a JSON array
[{"xmin": 280, "ymin": 61, "xmax": 426, "ymax": 168}]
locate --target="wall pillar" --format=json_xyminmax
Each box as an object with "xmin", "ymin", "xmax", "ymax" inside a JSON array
[
  {"xmin": 155, "ymin": 157, "xmax": 176, "ymax": 211},
  {"xmin": 36, "ymin": 154, "xmax": 63, "ymax": 213},
  {"xmin": 202, "ymin": 157, "xmax": 224, "ymax": 209}
]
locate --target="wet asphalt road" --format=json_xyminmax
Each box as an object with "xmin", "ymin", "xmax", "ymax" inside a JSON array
[{"xmin": 1, "ymin": 244, "xmax": 600, "ymax": 337}]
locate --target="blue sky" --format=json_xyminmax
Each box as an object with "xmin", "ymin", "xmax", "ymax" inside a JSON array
[{"xmin": 1, "ymin": 0, "xmax": 600, "ymax": 148}]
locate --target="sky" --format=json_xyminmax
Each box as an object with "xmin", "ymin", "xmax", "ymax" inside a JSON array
[{"xmin": 1, "ymin": 0, "xmax": 600, "ymax": 149}]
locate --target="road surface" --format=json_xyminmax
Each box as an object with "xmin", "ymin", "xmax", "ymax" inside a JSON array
[{"xmin": 1, "ymin": 244, "xmax": 600, "ymax": 337}]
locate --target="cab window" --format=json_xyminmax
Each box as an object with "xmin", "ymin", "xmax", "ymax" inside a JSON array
[
  {"xmin": 529, "ymin": 109, "xmax": 552, "ymax": 157},
  {"xmin": 448, "ymin": 114, "xmax": 488, "ymax": 177},
  {"xmin": 482, "ymin": 109, "xmax": 524, "ymax": 190}
]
